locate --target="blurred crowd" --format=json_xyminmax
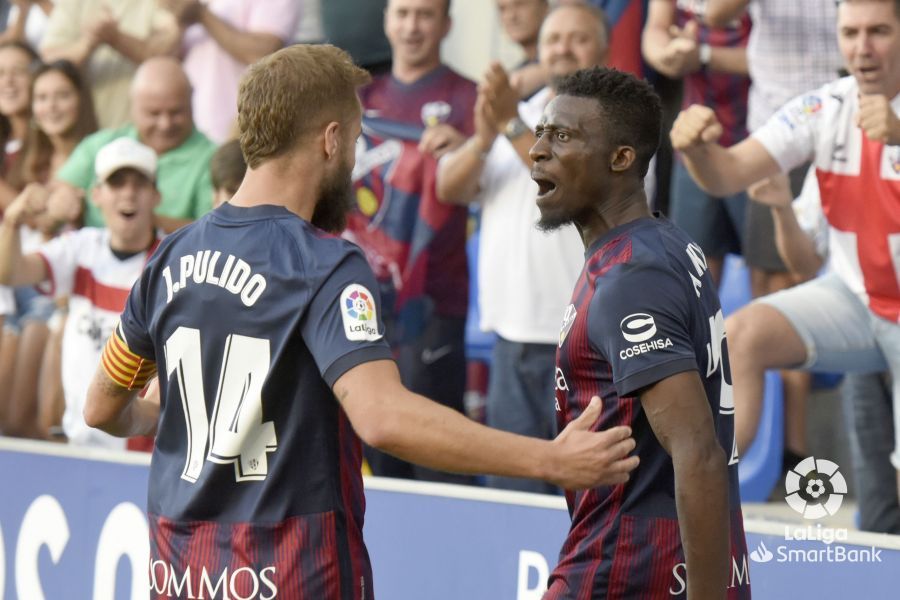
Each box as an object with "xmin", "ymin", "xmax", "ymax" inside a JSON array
[{"xmin": 0, "ymin": 0, "xmax": 897, "ymax": 535}]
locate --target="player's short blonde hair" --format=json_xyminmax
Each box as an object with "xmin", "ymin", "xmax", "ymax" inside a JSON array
[{"xmin": 238, "ymin": 44, "xmax": 371, "ymax": 169}]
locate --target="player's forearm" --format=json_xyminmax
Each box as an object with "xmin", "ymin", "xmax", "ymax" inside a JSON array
[
  {"xmin": 84, "ymin": 374, "xmax": 159, "ymax": 438},
  {"xmin": 358, "ymin": 387, "xmax": 552, "ymax": 481},
  {"xmin": 771, "ymin": 205, "xmax": 823, "ymax": 280},
  {"xmin": 436, "ymin": 138, "xmax": 489, "ymax": 205},
  {"xmin": 674, "ymin": 445, "xmax": 729, "ymax": 600}
]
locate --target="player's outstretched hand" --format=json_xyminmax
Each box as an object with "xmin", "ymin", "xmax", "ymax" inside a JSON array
[
  {"xmin": 670, "ymin": 104, "xmax": 723, "ymax": 152},
  {"xmin": 548, "ymin": 397, "xmax": 639, "ymax": 490}
]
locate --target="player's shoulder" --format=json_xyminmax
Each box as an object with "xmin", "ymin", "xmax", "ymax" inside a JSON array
[{"xmin": 590, "ymin": 218, "xmax": 690, "ymax": 296}]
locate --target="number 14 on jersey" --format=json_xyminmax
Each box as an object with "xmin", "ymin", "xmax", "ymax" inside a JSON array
[{"xmin": 164, "ymin": 327, "xmax": 278, "ymax": 483}]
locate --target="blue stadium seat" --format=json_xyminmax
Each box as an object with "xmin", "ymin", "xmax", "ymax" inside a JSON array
[
  {"xmin": 719, "ymin": 254, "xmax": 751, "ymax": 318},
  {"xmin": 464, "ymin": 229, "xmax": 496, "ymax": 364}
]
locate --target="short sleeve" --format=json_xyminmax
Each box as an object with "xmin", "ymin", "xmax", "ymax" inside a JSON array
[
  {"xmin": 118, "ymin": 266, "xmax": 155, "ymax": 360},
  {"xmin": 751, "ymin": 86, "xmax": 827, "ymax": 173},
  {"xmin": 249, "ymin": 0, "xmax": 301, "ymax": 40},
  {"xmin": 36, "ymin": 232, "xmax": 80, "ymax": 298},
  {"xmin": 301, "ymin": 249, "xmax": 394, "ymax": 387},
  {"xmin": 590, "ymin": 263, "xmax": 699, "ymax": 398}
]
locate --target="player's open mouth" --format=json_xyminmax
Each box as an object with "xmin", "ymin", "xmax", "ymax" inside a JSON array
[
  {"xmin": 119, "ymin": 209, "xmax": 137, "ymax": 220},
  {"xmin": 533, "ymin": 176, "xmax": 558, "ymax": 201}
]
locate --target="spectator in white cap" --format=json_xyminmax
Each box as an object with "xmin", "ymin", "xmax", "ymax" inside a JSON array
[{"xmin": 0, "ymin": 137, "xmax": 162, "ymax": 448}]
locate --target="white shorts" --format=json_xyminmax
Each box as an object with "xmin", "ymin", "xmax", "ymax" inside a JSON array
[{"xmin": 759, "ymin": 273, "xmax": 900, "ymax": 468}]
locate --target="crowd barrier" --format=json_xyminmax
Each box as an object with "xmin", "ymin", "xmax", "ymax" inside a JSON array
[{"xmin": 1, "ymin": 438, "xmax": 898, "ymax": 599}]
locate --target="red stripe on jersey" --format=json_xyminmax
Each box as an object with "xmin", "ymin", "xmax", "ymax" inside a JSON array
[
  {"xmin": 338, "ymin": 409, "xmax": 369, "ymax": 599},
  {"xmin": 73, "ymin": 266, "xmax": 131, "ymax": 312}
]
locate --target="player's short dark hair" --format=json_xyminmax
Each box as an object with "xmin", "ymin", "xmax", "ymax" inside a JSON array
[
  {"xmin": 210, "ymin": 139, "xmax": 246, "ymax": 194},
  {"xmin": 238, "ymin": 44, "xmax": 370, "ymax": 169},
  {"xmin": 556, "ymin": 67, "xmax": 661, "ymax": 179}
]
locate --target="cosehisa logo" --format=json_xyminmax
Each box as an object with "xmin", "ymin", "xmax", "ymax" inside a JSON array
[
  {"xmin": 620, "ymin": 313, "xmax": 657, "ymax": 343},
  {"xmin": 785, "ymin": 456, "xmax": 847, "ymax": 519}
]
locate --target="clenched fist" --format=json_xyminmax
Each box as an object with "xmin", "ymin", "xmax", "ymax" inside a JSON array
[
  {"xmin": 857, "ymin": 94, "xmax": 900, "ymax": 145},
  {"xmin": 670, "ymin": 104, "xmax": 723, "ymax": 152}
]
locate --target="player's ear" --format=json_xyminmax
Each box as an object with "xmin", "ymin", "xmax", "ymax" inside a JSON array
[
  {"xmin": 323, "ymin": 121, "xmax": 341, "ymax": 160},
  {"xmin": 610, "ymin": 146, "xmax": 636, "ymax": 173}
]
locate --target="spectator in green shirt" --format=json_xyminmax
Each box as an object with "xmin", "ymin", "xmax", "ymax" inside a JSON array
[{"xmin": 50, "ymin": 56, "xmax": 216, "ymax": 233}]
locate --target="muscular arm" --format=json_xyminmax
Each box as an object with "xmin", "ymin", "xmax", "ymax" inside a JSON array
[
  {"xmin": 704, "ymin": 0, "xmax": 750, "ymax": 27},
  {"xmin": 641, "ymin": 370, "xmax": 729, "ymax": 600},
  {"xmin": 195, "ymin": 5, "xmax": 284, "ymax": 65},
  {"xmin": 84, "ymin": 369, "xmax": 159, "ymax": 438},
  {"xmin": 334, "ymin": 359, "xmax": 639, "ymax": 489}
]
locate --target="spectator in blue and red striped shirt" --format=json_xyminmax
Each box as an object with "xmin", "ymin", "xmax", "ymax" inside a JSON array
[{"xmin": 642, "ymin": 0, "xmax": 751, "ymax": 286}]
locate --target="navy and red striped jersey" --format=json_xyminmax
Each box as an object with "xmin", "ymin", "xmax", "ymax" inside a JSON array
[
  {"xmin": 676, "ymin": 0, "xmax": 751, "ymax": 148},
  {"xmin": 119, "ymin": 203, "xmax": 394, "ymax": 600},
  {"xmin": 348, "ymin": 66, "xmax": 474, "ymax": 344},
  {"xmin": 548, "ymin": 216, "xmax": 750, "ymax": 599}
]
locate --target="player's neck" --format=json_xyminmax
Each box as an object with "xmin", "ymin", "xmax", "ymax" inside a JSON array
[
  {"xmin": 230, "ymin": 160, "xmax": 318, "ymax": 222},
  {"xmin": 578, "ymin": 185, "xmax": 651, "ymax": 249}
]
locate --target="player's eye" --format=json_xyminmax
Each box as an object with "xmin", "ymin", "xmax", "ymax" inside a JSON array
[{"xmin": 556, "ymin": 131, "xmax": 570, "ymax": 142}]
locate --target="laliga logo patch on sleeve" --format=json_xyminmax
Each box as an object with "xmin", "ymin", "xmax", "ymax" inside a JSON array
[{"xmin": 340, "ymin": 284, "xmax": 382, "ymax": 342}]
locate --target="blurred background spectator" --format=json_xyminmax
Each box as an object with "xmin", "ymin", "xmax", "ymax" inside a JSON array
[
  {"xmin": 52, "ymin": 56, "xmax": 215, "ymax": 233},
  {"xmin": 40, "ymin": 0, "xmax": 178, "ymax": 128},
  {"xmin": 496, "ymin": 0, "xmax": 549, "ymax": 99},
  {"xmin": 161, "ymin": 0, "xmax": 300, "ymax": 143},
  {"xmin": 348, "ymin": 0, "xmax": 474, "ymax": 484},
  {"xmin": 209, "ymin": 137, "xmax": 245, "ymax": 209},
  {"xmin": 438, "ymin": 1, "xmax": 608, "ymax": 493}
]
